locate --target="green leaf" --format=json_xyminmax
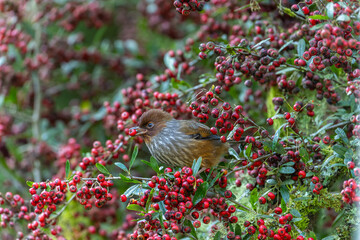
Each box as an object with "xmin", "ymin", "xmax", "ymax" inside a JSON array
[
  {"xmin": 299, "ymin": 147, "xmax": 309, "ymax": 161},
  {"xmin": 252, "ymin": 38, "xmax": 271, "ymax": 50},
  {"xmin": 276, "ymin": 67, "xmax": 297, "ymax": 75},
  {"xmin": 280, "ymin": 185, "xmax": 290, "ymax": 204},
  {"xmin": 193, "ymin": 182, "xmax": 209, "ymax": 206},
  {"xmin": 184, "ymin": 220, "xmax": 198, "ymax": 240},
  {"xmin": 115, "ymin": 162, "xmax": 129, "ymax": 173},
  {"xmin": 164, "ymin": 52, "xmax": 176, "ymax": 71},
  {"xmin": 192, "ymin": 157, "xmax": 202, "ymax": 176},
  {"xmin": 297, "ymin": 39, "xmax": 306, "ymax": 59},
  {"xmin": 119, "ymin": 173, "xmax": 142, "ymax": 184},
  {"xmin": 281, "ymin": 179, "xmax": 295, "ymax": 186},
  {"xmin": 129, "ymin": 145, "xmax": 138, "ymax": 171},
  {"xmin": 279, "ymin": 40, "xmax": 294, "ymax": 53},
  {"xmin": 150, "ymin": 156, "xmax": 160, "ymax": 173},
  {"xmin": 290, "ymin": 209, "xmax": 301, "ymax": 217},
  {"xmin": 235, "ymin": 224, "xmax": 242, "ymax": 236},
  {"xmin": 310, "ymin": 22, "xmax": 326, "ymax": 30},
  {"xmin": 282, "ymin": 161, "xmax": 295, "ymax": 166},
  {"xmin": 322, "ymin": 236, "xmax": 337, "ymax": 240},
  {"xmin": 96, "ymin": 163, "xmax": 110, "ymax": 175},
  {"xmin": 336, "ymin": 14, "xmax": 350, "ymax": 22},
  {"xmin": 123, "ymin": 184, "xmax": 141, "ymax": 197},
  {"xmin": 326, "ymin": 2, "xmax": 334, "ymax": 19},
  {"xmin": 331, "ymin": 209, "xmax": 345, "ymax": 227},
  {"xmin": 279, "ymin": 167, "xmax": 295, "ymax": 174},
  {"xmin": 281, "ymin": 197, "xmax": 287, "ymax": 212},
  {"xmin": 145, "ymin": 189, "xmax": 155, "ymax": 212},
  {"xmin": 26, "ymin": 181, "xmax": 34, "ymax": 188},
  {"xmin": 308, "ymin": 15, "xmax": 329, "ymax": 20},
  {"xmin": 266, "ymin": 179, "xmax": 277, "ymax": 185},
  {"xmin": 245, "ymin": 143, "xmax": 252, "ymax": 158},
  {"xmin": 250, "ymin": 188, "xmax": 259, "ymax": 210},
  {"xmin": 65, "ymin": 160, "xmax": 70, "ymax": 179},
  {"xmin": 335, "ymin": 128, "xmax": 349, "ymax": 145},
  {"xmin": 272, "ymin": 124, "xmax": 286, "ymax": 150},
  {"xmin": 214, "ymin": 232, "xmax": 221, "ymax": 240},
  {"xmin": 321, "ymin": 154, "xmax": 336, "ymax": 170},
  {"xmin": 332, "ymin": 145, "xmax": 347, "ymax": 158},
  {"xmin": 273, "ymin": 142, "xmax": 285, "ymax": 154},
  {"xmin": 127, "ymin": 204, "xmax": 144, "ymax": 212},
  {"xmin": 228, "ymin": 148, "xmax": 240, "ymax": 160}
]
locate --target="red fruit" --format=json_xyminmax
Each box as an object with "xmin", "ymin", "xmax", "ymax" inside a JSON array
[
  {"xmin": 120, "ymin": 195, "xmax": 127, "ymax": 202},
  {"xmin": 268, "ymin": 192, "xmax": 276, "ymax": 200},
  {"xmin": 259, "ymin": 197, "xmax": 267, "ymax": 204},
  {"xmin": 311, "ymin": 176, "xmax": 319, "ymax": 184},
  {"xmin": 284, "ymin": 112, "xmax": 291, "ymax": 120},
  {"xmin": 267, "ymin": 118, "xmax": 274, "ymax": 125},
  {"xmin": 274, "ymin": 207, "xmax": 282, "ymax": 214},
  {"xmin": 298, "ymin": 170, "xmax": 306, "ymax": 179},
  {"xmin": 193, "ymin": 220, "xmax": 201, "ymax": 228}
]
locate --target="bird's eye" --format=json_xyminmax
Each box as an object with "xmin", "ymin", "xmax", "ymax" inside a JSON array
[{"xmin": 147, "ymin": 122, "xmax": 154, "ymax": 128}]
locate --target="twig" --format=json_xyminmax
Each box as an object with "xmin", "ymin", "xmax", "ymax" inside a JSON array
[
  {"xmin": 80, "ymin": 176, "xmax": 152, "ymax": 182},
  {"xmin": 178, "ymin": 78, "xmax": 218, "ymax": 98},
  {"xmin": 227, "ymin": 197, "xmax": 256, "ymax": 213},
  {"xmin": 49, "ymin": 193, "xmax": 76, "ymax": 221}
]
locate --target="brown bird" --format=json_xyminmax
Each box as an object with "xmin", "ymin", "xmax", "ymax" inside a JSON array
[{"xmin": 130, "ymin": 109, "xmax": 229, "ymax": 169}]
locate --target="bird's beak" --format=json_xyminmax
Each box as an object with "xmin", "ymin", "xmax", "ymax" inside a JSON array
[{"xmin": 129, "ymin": 126, "xmax": 147, "ymax": 136}]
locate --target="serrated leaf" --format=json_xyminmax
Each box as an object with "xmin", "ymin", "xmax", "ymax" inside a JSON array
[
  {"xmin": 65, "ymin": 160, "xmax": 70, "ymax": 179},
  {"xmin": 326, "ymin": 2, "xmax": 334, "ymax": 19},
  {"xmin": 192, "ymin": 157, "xmax": 202, "ymax": 176},
  {"xmin": 250, "ymin": 188, "xmax": 258, "ymax": 210},
  {"xmin": 115, "ymin": 162, "xmax": 129, "ymax": 173},
  {"xmin": 308, "ymin": 15, "xmax": 329, "ymax": 20},
  {"xmin": 193, "ymin": 182, "xmax": 209, "ymax": 206},
  {"xmin": 335, "ymin": 128, "xmax": 349, "ymax": 145},
  {"xmin": 123, "ymin": 184, "xmax": 141, "ymax": 197},
  {"xmin": 127, "ymin": 204, "xmax": 144, "ymax": 212},
  {"xmin": 280, "ymin": 186, "xmax": 290, "ymax": 204},
  {"xmin": 279, "ymin": 167, "xmax": 296, "ymax": 174},
  {"xmin": 297, "ymin": 39, "xmax": 306, "ymax": 59},
  {"xmin": 129, "ymin": 145, "xmax": 138, "ymax": 171},
  {"xmin": 96, "ymin": 163, "xmax": 110, "ymax": 175},
  {"xmin": 26, "ymin": 181, "xmax": 34, "ymax": 188}
]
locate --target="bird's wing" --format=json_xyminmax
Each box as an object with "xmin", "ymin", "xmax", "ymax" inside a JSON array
[{"xmin": 178, "ymin": 120, "xmax": 220, "ymax": 140}]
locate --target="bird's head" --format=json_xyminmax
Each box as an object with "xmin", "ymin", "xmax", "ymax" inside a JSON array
[{"xmin": 130, "ymin": 109, "xmax": 173, "ymax": 140}]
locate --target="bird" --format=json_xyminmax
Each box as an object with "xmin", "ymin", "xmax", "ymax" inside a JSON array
[{"xmin": 130, "ymin": 109, "xmax": 229, "ymax": 169}]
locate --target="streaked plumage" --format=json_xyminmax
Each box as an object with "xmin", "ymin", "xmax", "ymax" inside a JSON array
[{"xmin": 131, "ymin": 109, "xmax": 229, "ymax": 168}]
